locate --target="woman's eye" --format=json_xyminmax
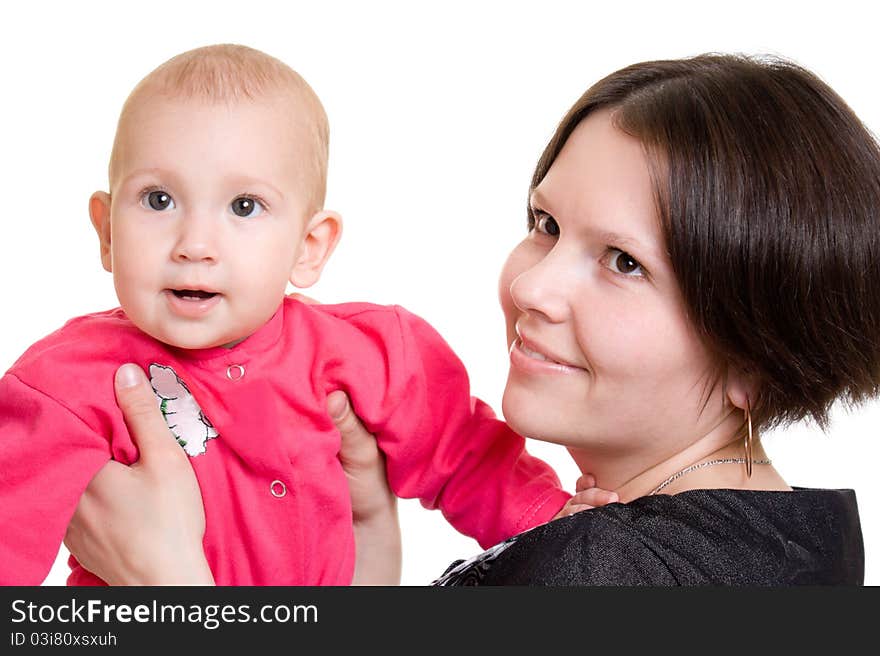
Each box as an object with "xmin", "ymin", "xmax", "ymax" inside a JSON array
[
  {"xmin": 605, "ymin": 248, "xmax": 644, "ymax": 276},
  {"xmin": 230, "ymin": 196, "xmax": 265, "ymax": 218},
  {"xmin": 141, "ymin": 190, "xmax": 175, "ymax": 212},
  {"xmin": 535, "ymin": 214, "xmax": 560, "ymax": 237}
]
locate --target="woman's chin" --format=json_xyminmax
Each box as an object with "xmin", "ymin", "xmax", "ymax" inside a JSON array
[{"xmin": 501, "ymin": 384, "xmax": 569, "ymax": 447}]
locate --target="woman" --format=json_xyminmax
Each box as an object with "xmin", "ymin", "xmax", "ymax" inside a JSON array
[{"xmin": 66, "ymin": 54, "xmax": 878, "ymax": 584}]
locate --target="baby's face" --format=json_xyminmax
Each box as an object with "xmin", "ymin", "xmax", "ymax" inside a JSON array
[{"xmin": 98, "ymin": 94, "xmax": 317, "ymax": 349}]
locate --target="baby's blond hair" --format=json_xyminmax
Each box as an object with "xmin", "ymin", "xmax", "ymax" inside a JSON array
[{"xmin": 108, "ymin": 44, "xmax": 329, "ymax": 211}]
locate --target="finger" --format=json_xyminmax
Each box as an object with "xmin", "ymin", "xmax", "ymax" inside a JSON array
[
  {"xmin": 114, "ymin": 364, "xmax": 182, "ymax": 468},
  {"xmin": 328, "ymin": 390, "xmax": 382, "ymax": 469},
  {"xmin": 575, "ymin": 473, "xmax": 596, "ymax": 492},
  {"xmin": 287, "ymin": 292, "xmax": 319, "ymax": 304},
  {"xmin": 553, "ymin": 502, "xmax": 593, "ymax": 520},
  {"xmin": 565, "ymin": 504, "xmax": 594, "ymax": 515},
  {"xmin": 566, "ymin": 503, "xmax": 595, "ymax": 515},
  {"xmin": 570, "ymin": 488, "xmax": 619, "ymax": 507},
  {"xmin": 570, "ymin": 488, "xmax": 619, "ymax": 505}
]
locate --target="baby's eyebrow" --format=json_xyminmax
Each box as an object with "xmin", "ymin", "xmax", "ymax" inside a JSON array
[
  {"xmin": 116, "ymin": 170, "xmax": 286, "ymax": 202},
  {"xmin": 226, "ymin": 176, "xmax": 284, "ymax": 201},
  {"xmin": 117, "ymin": 168, "xmax": 174, "ymax": 189}
]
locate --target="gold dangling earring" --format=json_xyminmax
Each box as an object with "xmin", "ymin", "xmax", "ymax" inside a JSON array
[{"xmin": 744, "ymin": 398, "xmax": 754, "ymax": 478}]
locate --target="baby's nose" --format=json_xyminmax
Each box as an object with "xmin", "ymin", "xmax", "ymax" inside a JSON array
[{"xmin": 172, "ymin": 215, "xmax": 218, "ymax": 263}]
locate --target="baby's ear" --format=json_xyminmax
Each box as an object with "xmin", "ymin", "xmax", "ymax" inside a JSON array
[
  {"xmin": 89, "ymin": 191, "xmax": 113, "ymax": 272},
  {"xmin": 289, "ymin": 210, "xmax": 343, "ymax": 288}
]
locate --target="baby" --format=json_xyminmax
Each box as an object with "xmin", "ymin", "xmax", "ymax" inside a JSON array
[{"xmin": 0, "ymin": 44, "xmax": 570, "ymax": 585}]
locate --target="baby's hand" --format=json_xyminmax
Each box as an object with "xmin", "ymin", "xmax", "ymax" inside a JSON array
[
  {"xmin": 287, "ymin": 292, "xmax": 318, "ymax": 304},
  {"xmin": 553, "ymin": 473, "xmax": 619, "ymax": 519}
]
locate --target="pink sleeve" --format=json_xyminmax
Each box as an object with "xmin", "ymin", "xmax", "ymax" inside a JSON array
[
  {"xmin": 0, "ymin": 374, "xmax": 111, "ymax": 584},
  {"xmin": 339, "ymin": 306, "xmax": 570, "ymax": 549}
]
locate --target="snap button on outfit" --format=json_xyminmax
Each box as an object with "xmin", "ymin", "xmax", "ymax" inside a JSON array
[
  {"xmin": 270, "ymin": 480, "xmax": 287, "ymax": 498},
  {"xmin": 226, "ymin": 364, "xmax": 245, "ymax": 381}
]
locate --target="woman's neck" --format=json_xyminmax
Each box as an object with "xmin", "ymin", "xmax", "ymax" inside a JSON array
[{"xmin": 569, "ymin": 409, "xmax": 782, "ymax": 502}]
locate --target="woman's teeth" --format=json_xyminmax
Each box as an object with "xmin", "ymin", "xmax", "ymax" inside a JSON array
[{"xmin": 521, "ymin": 343, "xmax": 552, "ymax": 363}]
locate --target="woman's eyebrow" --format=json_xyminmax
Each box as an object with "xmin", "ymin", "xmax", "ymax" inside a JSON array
[
  {"xmin": 596, "ymin": 230, "xmax": 648, "ymax": 252},
  {"xmin": 529, "ymin": 189, "xmax": 549, "ymax": 210},
  {"xmin": 596, "ymin": 229, "xmax": 669, "ymax": 268},
  {"xmin": 531, "ymin": 187, "xmax": 668, "ymax": 267}
]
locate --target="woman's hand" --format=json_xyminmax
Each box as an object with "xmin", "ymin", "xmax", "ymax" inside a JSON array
[
  {"xmin": 65, "ymin": 363, "xmax": 401, "ymax": 586},
  {"xmin": 329, "ymin": 390, "xmax": 402, "ymax": 585},
  {"xmin": 64, "ymin": 364, "xmax": 214, "ymax": 585},
  {"xmin": 291, "ymin": 291, "xmax": 402, "ymax": 584}
]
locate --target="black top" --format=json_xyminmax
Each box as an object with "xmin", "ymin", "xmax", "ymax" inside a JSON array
[{"xmin": 432, "ymin": 488, "xmax": 864, "ymax": 585}]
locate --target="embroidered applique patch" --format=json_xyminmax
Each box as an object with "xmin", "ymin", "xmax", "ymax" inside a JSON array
[{"xmin": 149, "ymin": 363, "xmax": 218, "ymax": 457}]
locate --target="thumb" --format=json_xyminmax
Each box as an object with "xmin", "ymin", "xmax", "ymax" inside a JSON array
[
  {"xmin": 328, "ymin": 390, "xmax": 381, "ymax": 470},
  {"xmin": 114, "ymin": 363, "xmax": 184, "ymax": 468}
]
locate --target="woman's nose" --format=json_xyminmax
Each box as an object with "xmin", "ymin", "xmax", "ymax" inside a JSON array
[
  {"xmin": 172, "ymin": 213, "xmax": 218, "ymax": 264},
  {"xmin": 508, "ymin": 251, "xmax": 571, "ymax": 323}
]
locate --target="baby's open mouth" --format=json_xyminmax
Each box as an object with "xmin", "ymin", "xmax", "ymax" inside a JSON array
[{"xmin": 171, "ymin": 289, "xmax": 218, "ymax": 301}]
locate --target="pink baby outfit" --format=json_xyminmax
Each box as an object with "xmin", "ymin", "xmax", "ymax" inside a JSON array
[{"xmin": 0, "ymin": 298, "xmax": 568, "ymax": 585}]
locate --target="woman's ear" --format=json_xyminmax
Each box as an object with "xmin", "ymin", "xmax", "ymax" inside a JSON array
[
  {"xmin": 289, "ymin": 210, "xmax": 343, "ymax": 288},
  {"xmin": 89, "ymin": 191, "xmax": 113, "ymax": 272},
  {"xmin": 725, "ymin": 366, "xmax": 759, "ymax": 412}
]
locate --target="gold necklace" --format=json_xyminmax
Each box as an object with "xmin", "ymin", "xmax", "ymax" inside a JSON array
[{"xmin": 650, "ymin": 457, "xmax": 772, "ymax": 495}]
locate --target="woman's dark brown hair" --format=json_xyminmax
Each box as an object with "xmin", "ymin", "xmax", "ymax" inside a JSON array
[{"xmin": 530, "ymin": 54, "xmax": 880, "ymax": 431}]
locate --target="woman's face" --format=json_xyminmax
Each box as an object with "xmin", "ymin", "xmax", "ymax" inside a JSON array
[{"xmin": 499, "ymin": 109, "xmax": 723, "ymax": 461}]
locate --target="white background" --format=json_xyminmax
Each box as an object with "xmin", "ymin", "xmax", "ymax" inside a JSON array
[{"xmin": 1, "ymin": 0, "xmax": 877, "ymax": 586}]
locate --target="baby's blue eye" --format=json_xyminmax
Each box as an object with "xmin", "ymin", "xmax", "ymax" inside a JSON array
[
  {"xmin": 142, "ymin": 190, "xmax": 175, "ymax": 211},
  {"xmin": 231, "ymin": 196, "xmax": 264, "ymax": 218}
]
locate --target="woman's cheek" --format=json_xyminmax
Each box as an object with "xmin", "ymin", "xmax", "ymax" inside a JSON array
[{"xmin": 498, "ymin": 241, "xmax": 533, "ymax": 342}]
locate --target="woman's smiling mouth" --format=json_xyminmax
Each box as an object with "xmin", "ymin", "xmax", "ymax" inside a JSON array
[{"xmin": 509, "ymin": 334, "xmax": 585, "ymax": 374}]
